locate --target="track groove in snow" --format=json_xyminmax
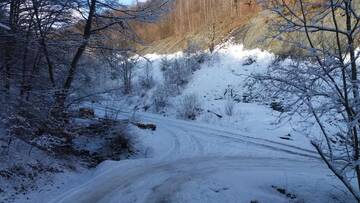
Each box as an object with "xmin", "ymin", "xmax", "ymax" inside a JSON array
[
  {"xmin": 116, "ymin": 109, "xmax": 318, "ymax": 159},
  {"xmin": 46, "ymin": 108, "xmax": 351, "ymax": 203},
  {"xmin": 50, "ymin": 157, "xmax": 339, "ymax": 203}
]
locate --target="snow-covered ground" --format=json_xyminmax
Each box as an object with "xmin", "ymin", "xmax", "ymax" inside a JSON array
[
  {"xmin": 17, "ymin": 112, "xmax": 352, "ymax": 203},
  {"xmin": 13, "ymin": 43, "xmax": 356, "ymax": 202}
]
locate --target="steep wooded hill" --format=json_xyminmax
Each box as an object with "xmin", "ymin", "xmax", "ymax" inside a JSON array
[
  {"xmin": 133, "ymin": 0, "xmax": 264, "ymax": 54},
  {"xmin": 132, "ymin": 0, "xmax": 359, "ymax": 55}
]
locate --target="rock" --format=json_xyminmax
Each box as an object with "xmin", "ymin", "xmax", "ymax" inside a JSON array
[
  {"xmin": 279, "ymin": 136, "xmax": 292, "ymax": 141},
  {"xmin": 79, "ymin": 108, "xmax": 95, "ymax": 119},
  {"xmin": 133, "ymin": 122, "xmax": 157, "ymax": 131},
  {"xmin": 242, "ymin": 57, "xmax": 256, "ymax": 66}
]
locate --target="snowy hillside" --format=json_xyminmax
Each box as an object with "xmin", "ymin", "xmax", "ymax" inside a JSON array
[
  {"xmin": 10, "ymin": 42, "xmax": 355, "ymax": 203},
  {"xmin": 95, "ymin": 42, "xmax": 313, "ymax": 150}
]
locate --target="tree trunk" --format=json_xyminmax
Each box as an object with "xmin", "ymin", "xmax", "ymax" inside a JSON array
[
  {"xmin": 4, "ymin": 37, "xmax": 12, "ymax": 95},
  {"xmin": 344, "ymin": 0, "xmax": 360, "ymax": 191},
  {"xmin": 52, "ymin": 0, "xmax": 97, "ymax": 117}
]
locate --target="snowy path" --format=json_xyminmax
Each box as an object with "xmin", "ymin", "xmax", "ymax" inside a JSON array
[
  {"xmin": 137, "ymin": 112, "xmax": 318, "ymax": 159},
  {"xmin": 49, "ymin": 111, "xmax": 351, "ymax": 203}
]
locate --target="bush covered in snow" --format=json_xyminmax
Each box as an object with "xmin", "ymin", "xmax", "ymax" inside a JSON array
[
  {"xmin": 160, "ymin": 57, "xmax": 172, "ymax": 72},
  {"xmin": 243, "ymin": 76, "xmax": 269, "ymax": 104},
  {"xmin": 224, "ymin": 99, "xmax": 235, "ymax": 116},
  {"xmin": 184, "ymin": 53, "xmax": 208, "ymax": 72},
  {"xmin": 183, "ymin": 40, "xmax": 208, "ymax": 72},
  {"xmin": 153, "ymin": 85, "xmax": 169, "ymax": 112},
  {"xmin": 177, "ymin": 94, "xmax": 202, "ymax": 120},
  {"xmin": 164, "ymin": 59, "xmax": 192, "ymax": 93},
  {"xmin": 138, "ymin": 62, "xmax": 155, "ymax": 90}
]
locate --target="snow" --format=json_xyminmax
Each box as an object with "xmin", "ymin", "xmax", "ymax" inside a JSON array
[
  {"xmin": 184, "ymin": 44, "xmax": 273, "ymax": 97},
  {"xmin": 13, "ymin": 42, "xmax": 356, "ymax": 202},
  {"xmin": 41, "ymin": 112, "xmax": 350, "ymax": 203}
]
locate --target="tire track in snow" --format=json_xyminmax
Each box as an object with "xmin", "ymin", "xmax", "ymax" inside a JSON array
[
  {"xmin": 56, "ymin": 107, "xmax": 326, "ymax": 203},
  {"xmin": 52, "ymin": 157, "xmax": 321, "ymax": 203},
  {"xmin": 158, "ymin": 126, "xmax": 181, "ymax": 159},
  {"xmin": 109, "ymin": 108, "xmax": 316, "ymax": 157},
  {"xmin": 100, "ymin": 107, "xmax": 317, "ymax": 159},
  {"xmin": 94, "ymin": 106, "xmax": 316, "ymax": 157},
  {"xmin": 149, "ymin": 124, "xmax": 206, "ymax": 159},
  {"xmin": 172, "ymin": 127, "xmax": 205, "ymax": 157},
  {"xmin": 136, "ymin": 113, "xmax": 318, "ymax": 159}
]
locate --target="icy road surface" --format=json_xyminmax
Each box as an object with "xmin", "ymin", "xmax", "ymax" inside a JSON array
[{"xmin": 49, "ymin": 112, "xmax": 352, "ymax": 203}]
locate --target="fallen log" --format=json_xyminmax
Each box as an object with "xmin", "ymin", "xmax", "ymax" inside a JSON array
[
  {"xmin": 132, "ymin": 122, "xmax": 157, "ymax": 131},
  {"xmin": 207, "ymin": 110, "xmax": 223, "ymax": 118}
]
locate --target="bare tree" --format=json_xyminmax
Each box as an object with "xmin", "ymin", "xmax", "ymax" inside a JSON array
[
  {"xmin": 139, "ymin": 60, "xmax": 155, "ymax": 90},
  {"xmin": 208, "ymin": 23, "xmax": 216, "ymax": 53},
  {"xmin": 256, "ymin": 0, "xmax": 360, "ymax": 200},
  {"xmin": 0, "ymin": 0, "xmax": 169, "ymax": 150},
  {"xmin": 46, "ymin": 0, "xmax": 169, "ymax": 117}
]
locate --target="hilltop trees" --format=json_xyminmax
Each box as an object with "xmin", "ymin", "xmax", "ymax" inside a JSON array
[
  {"xmin": 256, "ymin": 0, "xmax": 360, "ymax": 200},
  {"xmin": 132, "ymin": 0, "xmax": 260, "ymax": 44},
  {"xmin": 169, "ymin": 0, "xmax": 258, "ymax": 34}
]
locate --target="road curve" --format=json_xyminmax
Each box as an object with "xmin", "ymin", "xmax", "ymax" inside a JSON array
[{"xmin": 50, "ymin": 110, "xmax": 349, "ymax": 203}]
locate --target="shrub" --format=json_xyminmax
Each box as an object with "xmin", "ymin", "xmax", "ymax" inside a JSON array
[
  {"xmin": 270, "ymin": 100, "xmax": 285, "ymax": 112},
  {"xmin": 224, "ymin": 99, "xmax": 235, "ymax": 116},
  {"xmin": 185, "ymin": 54, "xmax": 204, "ymax": 72},
  {"xmin": 177, "ymin": 94, "xmax": 202, "ymax": 120},
  {"xmin": 139, "ymin": 75, "xmax": 155, "ymax": 90},
  {"xmin": 242, "ymin": 77, "xmax": 268, "ymax": 103},
  {"xmin": 139, "ymin": 62, "xmax": 155, "ymax": 90},
  {"xmin": 160, "ymin": 57, "xmax": 171, "ymax": 72},
  {"xmin": 164, "ymin": 59, "xmax": 191, "ymax": 91},
  {"xmin": 153, "ymin": 85, "xmax": 169, "ymax": 112},
  {"xmin": 242, "ymin": 57, "xmax": 256, "ymax": 66},
  {"xmin": 184, "ymin": 40, "xmax": 208, "ymax": 72},
  {"xmin": 184, "ymin": 40, "xmax": 202, "ymax": 56}
]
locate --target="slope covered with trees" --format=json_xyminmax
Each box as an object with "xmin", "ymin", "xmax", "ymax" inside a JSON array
[
  {"xmin": 131, "ymin": 0, "xmax": 261, "ymax": 53},
  {"xmin": 135, "ymin": 0, "xmax": 260, "ymax": 40}
]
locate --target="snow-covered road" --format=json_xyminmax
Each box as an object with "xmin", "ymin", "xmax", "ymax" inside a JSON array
[{"xmin": 49, "ymin": 112, "xmax": 352, "ymax": 203}]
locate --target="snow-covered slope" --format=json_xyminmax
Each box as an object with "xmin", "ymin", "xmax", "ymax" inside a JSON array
[
  {"xmin": 184, "ymin": 44, "xmax": 273, "ymax": 97},
  {"xmin": 98, "ymin": 42, "xmax": 312, "ymax": 150},
  {"xmin": 15, "ymin": 43, "xmax": 356, "ymax": 202}
]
